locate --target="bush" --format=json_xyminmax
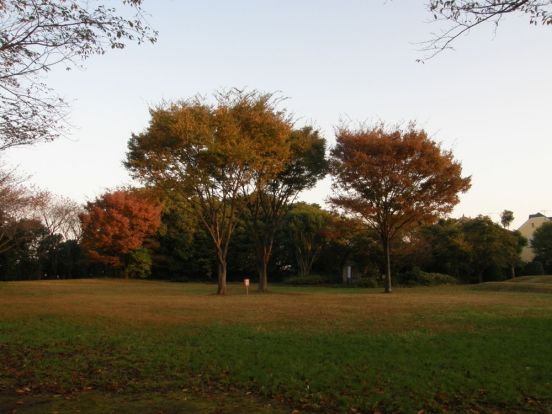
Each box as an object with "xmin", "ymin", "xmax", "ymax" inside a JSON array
[
  {"xmin": 522, "ymin": 261, "xmax": 545, "ymax": 276},
  {"xmin": 401, "ymin": 267, "xmax": 458, "ymax": 286},
  {"xmin": 354, "ymin": 277, "xmax": 379, "ymax": 288},
  {"xmin": 283, "ymin": 274, "xmax": 330, "ymax": 285}
]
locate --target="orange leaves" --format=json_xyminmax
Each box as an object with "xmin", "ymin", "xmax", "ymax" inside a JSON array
[
  {"xmin": 330, "ymin": 124, "xmax": 471, "ymax": 236},
  {"xmin": 330, "ymin": 124, "xmax": 471, "ymax": 291},
  {"xmin": 80, "ymin": 190, "xmax": 162, "ymax": 268}
]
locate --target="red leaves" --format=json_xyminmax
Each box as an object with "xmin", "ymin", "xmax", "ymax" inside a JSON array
[{"xmin": 80, "ymin": 190, "xmax": 162, "ymax": 268}]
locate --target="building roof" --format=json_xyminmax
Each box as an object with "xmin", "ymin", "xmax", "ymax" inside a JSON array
[{"xmin": 528, "ymin": 213, "xmax": 551, "ymax": 219}]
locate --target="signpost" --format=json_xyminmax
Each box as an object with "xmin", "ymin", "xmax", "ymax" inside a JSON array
[{"xmin": 244, "ymin": 278, "xmax": 250, "ymax": 295}]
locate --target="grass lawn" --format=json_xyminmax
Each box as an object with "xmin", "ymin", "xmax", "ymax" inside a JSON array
[{"xmin": 1, "ymin": 278, "xmax": 552, "ymax": 413}]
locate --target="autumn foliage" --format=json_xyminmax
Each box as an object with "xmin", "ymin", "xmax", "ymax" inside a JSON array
[
  {"xmin": 125, "ymin": 90, "xmax": 298, "ymax": 294},
  {"xmin": 80, "ymin": 190, "xmax": 162, "ymax": 270},
  {"xmin": 330, "ymin": 124, "xmax": 471, "ymax": 292}
]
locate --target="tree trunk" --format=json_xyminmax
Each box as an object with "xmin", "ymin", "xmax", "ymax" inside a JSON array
[
  {"xmin": 217, "ymin": 260, "xmax": 227, "ymax": 295},
  {"xmin": 257, "ymin": 258, "xmax": 268, "ymax": 292},
  {"xmin": 384, "ymin": 237, "xmax": 392, "ymax": 293},
  {"xmin": 255, "ymin": 238, "xmax": 273, "ymax": 292},
  {"xmin": 511, "ymin": 264, "xmax": 516, "ymax": 279},
  {"xmin": 478, "ymin": 270, "xmax": 483, "ymax": 284}
]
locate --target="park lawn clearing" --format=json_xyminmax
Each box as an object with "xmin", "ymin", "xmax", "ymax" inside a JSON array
[{"xmin": 0, "ymin": 279, "xmax": 552, "ymax": 413}]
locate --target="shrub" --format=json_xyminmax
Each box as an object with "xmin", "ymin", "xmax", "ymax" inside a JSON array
[
  {"xmin": 354, "ymin": 277, "xmax": 379, "ymax": 288},
  {"xmin": 401, "ymin": 267, "xmax": 458, "ymax": 286}
]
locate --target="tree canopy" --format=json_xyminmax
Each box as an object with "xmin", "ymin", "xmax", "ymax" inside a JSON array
[
  {"xmin": 500, "ymin": 210, "xmax": 515, "ymax": 229},
  {"xmin": 80, "ymin": 190, "xmax": 162, "ymax": 274},
  {"xmin": 125, "ymin": 90, "xmax": 295, "ymax": 294},
  {"xmin": 243, "ymin": 126, "xmax": 327, "ymax": 291},
  {"xmin": 330, "ymin": 124, "xmax": 471, "ymax": 292}
]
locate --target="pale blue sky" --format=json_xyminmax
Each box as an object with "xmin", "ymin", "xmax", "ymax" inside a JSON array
[{"xmin": 4, "ymin": 1, "xmax": 552, "ymax": 228}]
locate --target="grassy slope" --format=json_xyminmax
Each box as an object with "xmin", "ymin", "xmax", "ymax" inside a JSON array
[
  {"xmin": 474, "ymin": 275, "xmax": 552, "ymax": 294},
  {"xmin": 1, "ymin": 280, "xmax": 552, "ymax": 413}
]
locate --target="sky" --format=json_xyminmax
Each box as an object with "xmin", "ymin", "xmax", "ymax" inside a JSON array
[{"xmin": 4, "ymin": 0, "xmax": 552, "ymax": 229}]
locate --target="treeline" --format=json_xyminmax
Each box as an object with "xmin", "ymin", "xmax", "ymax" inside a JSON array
[
  {"xmin": 1, "ymin": 89, "xmax": 546, "ymax": 291},
  {"xmin": 0, "ymin": 189, "xmax": 535, "ymax": 286}
]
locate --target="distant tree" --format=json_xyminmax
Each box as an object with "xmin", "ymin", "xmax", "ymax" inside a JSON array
[
  {"xmin": 500, "ymin": 210, "xmax": 515, "ymax": 229},
  {"xmin": 36, "ymin": 192, "xmax": 83, "ymax": 241},
  {"xmin": 244, "ymin": 127, "xmax": 327, "ymax": 291},
  {"xmin": 314, "ymin": 214, "xmax": 381, "ymax": 280},
  {"xmin": 531, "ymin": 222, "xmax": 552, "ymax": 272},
  {"xmin": 503, "ymin": 230, "xmax": 527, "ymax": 278},
  {"xmin": 460, "ymin": 215, "xmax": 525, "ymax": 282},
  {"xmin": 0, "ymin": 165, "xmax": 45, "ymax": 253},
  {"xmin": 45, "ymin": 239, "xmax": 88, "ymax": 279},
  {"xmin": 423, "ymin": 1, "xmax": 552, "ymax": 59},
  {"xmin": 0, "ymin": 0, "xmax": 157, "ymax": 150},
  {"xmin": 80, "ymin": 190, "xmax": 162, "ymax": 276},
  {"xmin": 126, "ymin": 90, "xmax": 293, "ymax": 294},
  {"xmin": 0, "ymin": 218, "xmax": 48, "ymax": 280},
  {"xmin": 330, "ymin": 124, "xmax": 471, "ymax": 293},
  {"xmin": 283, "ymin": 203, "xmax": 335, "ymax": 277},
  {"xmin": 420, "ymin": 219, "xmax": 472, "ymax": 280},
  {"xmin": 151, "ymin": 193, "xmax": 214, "ymax": 280}
]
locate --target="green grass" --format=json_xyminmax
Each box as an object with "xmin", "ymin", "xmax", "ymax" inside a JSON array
[
  {"xmin": 474, "ymin": 275, "xmax": 552, "ymax": 294},
  {"xmin": 1, "ymin": 279, "xmax": 552, "ymax": 413}
]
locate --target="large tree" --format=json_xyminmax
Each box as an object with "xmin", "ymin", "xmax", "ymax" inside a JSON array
[
  {"xmin": 244, "ymin": 127, "xmax": 327, "ymax": 291},
  {"xmin": 330, "ymin": 124, "xmax": 471, "ymax": 293},
  {"xmin": 80, "ymin": 190, "xmax": 161, "ymax": 276},
  {"xmin": 125, "ymin": 90, "xmax": 293, "ymax": 294},
  {"xmin": 0, "ymin": 0, "xmax": 157, "ymax": 150},
  {"xmin": 424, "ymin": 1, "xmax": 552, "ymax": 58}
]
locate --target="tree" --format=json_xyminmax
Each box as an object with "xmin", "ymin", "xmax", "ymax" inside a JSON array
[
  {"xmin": 151, "ymin": 192, "xmax": 214, "ymax": 281},
  {"xmin": 424, "ymin": 1, "xmax": 552, "ymax": 58},
  {"xmin": 460, "ymin": 215, "xmax": 525, "ymax": 282},
  {"xmin": 420, "ymin": 219, "xmax": 472, "ymax": 280},
  {"xmin": 0, "ymin": 0, "xmax": 157, "ymax": 150},
  {"xmin": 0, "ymin": 218, "xmax": 48, "ymax": 280},
  {"xmin": 36, "ymin": 192, "xmax": 82, "ymax": 241},
  {"xmin": 0, "ymin": 165, "xmax": 44, "ymax": 253},
  {"xmin": 503, "ymin": 229, "xmax": 526, "ymax": 278},
  {"xmin": 283, "ymin": 203, "xmax": 335, "ymax": 277},
  {"xmin": 125, "ymin": 90, "xmax": 293, "ymax": 294},
  {"xmin": 531, "ymin": 222, "xmax": 552, "ymax": 271},
  {"xmin": 32, "ymin": 191, "xmax": 82, "ymax": 277},
  {"xmin": 244, "ymin": 127, "xmax": 327, "ymax": 291},
  {"xmin": 330, "ymin": 124, "xmax": 471, "ymax": 293},
  {"xmin": 80, "ymin": 190, "xmax": 161, "ymax": 276},
  {"xmin": 500, "ymin": 209, "xmax": 515, "ymax": 229}
]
